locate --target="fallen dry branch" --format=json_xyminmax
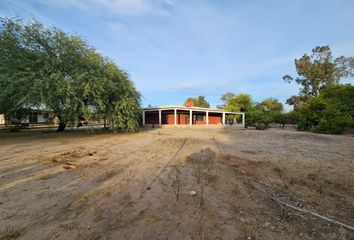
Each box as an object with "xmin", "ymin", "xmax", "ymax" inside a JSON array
[{"xmin": 271, "ymin": 195, "xmax": 354, "ymax": 232}]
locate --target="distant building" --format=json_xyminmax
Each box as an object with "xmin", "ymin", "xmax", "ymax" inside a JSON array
[
  {"xmin": 23, "ymin": 110, "xmax": 55, "ymax": 124},
  {"xmin": 142, "ymin": 105, "xmax": 245, "ymax": 127},
  {"xmin": 0, "ymin": 114, "xmax": 4, "ymax": 125},
  {"xmin": 0, "ymin": 110, "xmax": 55, "ymax": 125}
]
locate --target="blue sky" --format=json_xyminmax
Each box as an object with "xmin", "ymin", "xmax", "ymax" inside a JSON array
[{"xmin": 1, "ymin": 0, "xmax": 354, "ymax": 109}]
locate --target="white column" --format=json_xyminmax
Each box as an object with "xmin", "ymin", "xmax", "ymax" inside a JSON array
[
  {"xmin": 189, "ymin": 110, "xmax": 192, "ymax": 125},
  {"xmin": 242, "ymin": 113, "xmax": 245, "ymax": 128},
  {"xmin": 206, "ymin": 111, "xmax": 209, "ymax": 125},
  {"xmin": 174, "ymin": 108, "xmax": 177, "ymax": 125},
  {"xmin": 158, "ymin": 110, "xmax": 162, "ymax": 126},
  {"xmin": 142, "ymin": 110, "xmax": 145, "ymax": 126},
  {"xmin": 222, "ymin": 112, "xmax": 225, "ymax": 125}
]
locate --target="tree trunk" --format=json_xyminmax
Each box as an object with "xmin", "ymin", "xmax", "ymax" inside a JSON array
[{"xmin": 57, "ymin": 116, "xmax": 66, "ymax": 132}]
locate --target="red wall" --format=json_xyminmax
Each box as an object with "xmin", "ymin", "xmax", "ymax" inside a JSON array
[
  {"xmin": 208, "ymin": 115, "xmax": 222, "ymax": 124},
  {"xmin": 178, "ymin": 113, "xmax": 189, "ymax": 124},
  {"xmin": 167, "ymin": 114, "xmax": 174, "ymax": 124},
  {"xmin": 166, "ymin": 113, "xmax": 190, "ymax": 124},
  {"xmin": 145, "ymin": 111, "xmax": 222, "ymax": 125}
]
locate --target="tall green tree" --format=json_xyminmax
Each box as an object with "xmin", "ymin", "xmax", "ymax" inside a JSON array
[
  {"xmin": 184, "ymin": 96, "xmax": 210, "ymax": 108},
  {"xmin": 283, "ymin": 46, "xmax": 354, "ymax": 101},
  {"xmin": 283, "ymin": 46, "xmax": 354, "ymax": 134},
  {"xmin": 220, "ymin": 93, "xmax": 261, "ymax": 127},
  {"xmin": 255, "ymin": 98, "xmax": 283, "ymax": 126},
  {"xmin": 224, "ymin": 93, "xmax": 252, "ymax": 112},
  {"xmin": 0, "ymin": 18, "xmax": 141, "ymax": 132}
]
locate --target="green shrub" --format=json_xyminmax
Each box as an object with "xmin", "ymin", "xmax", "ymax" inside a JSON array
[
  {"xmin": 295, "ymin": 85, "xmax": 354, "ymax": 134},
  {"xmin": 313, "ymin": 104, "xmax": 352, "ymax": 134},
  {"xmin": 246, "ymin": 109, "xmax": 270, "ymax": 129}
]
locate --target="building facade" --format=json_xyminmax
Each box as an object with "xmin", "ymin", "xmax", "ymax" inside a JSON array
[
  {"xmin": 142, "ymin": 106, "xmax": 245, "ymax": 127},
  {"xmin": 0, "ymin": 110, "xmax": 55, "ymax": 125}
]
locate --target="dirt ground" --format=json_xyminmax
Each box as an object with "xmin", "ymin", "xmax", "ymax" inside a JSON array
[{"xmin": 0, "ymin": 127, "xmax": 353, "ymax": 240}]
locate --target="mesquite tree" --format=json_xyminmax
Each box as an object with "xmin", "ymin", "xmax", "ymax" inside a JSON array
[{"xmin": 0, "ymin": 18, "xmax": 141, "ymax": 132}]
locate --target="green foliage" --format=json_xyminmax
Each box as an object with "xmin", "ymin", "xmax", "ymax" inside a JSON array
[
  {"xmin": 321, "ymin": 84, "xmax": 354, "ymax": 119},
  {"xmin": 0, "ymin": 18, "xmax": 141, "ymax": 132},
  {"xmin": 283, "ymin": 46, "xmax": 354, "ymax": 98},
  {"xmin": 271, "ymin": 111, "xmax": 298, "ymax": 127},
  {"xmin": 253, "ymin": 98, "xmax": 284, "ymax": 128},
  {"xmin": 284, "ymin": 111, "xmax": 298, "ymax": 125},
  {"xmin": 184, "ymin": 96, "xmax": 210, "ymax": 108},
  {"xmin": 219, "ymin": 92, "xmax": 286, "ymax": 129},
  {"xmin": 245, "ymin": 108, "xmax": 270, "ymax": 129},
  {"xmin": 296, "ymin": 84, "xmax": 354, "ymax": 134},
  {"xmin": 313, "ymin": 104, "xmax": 352, "ymax": 134},
  {"xmin": 283, "ymin": 45, "xmax": 354, "ymax": 134},
  {"xmin": 272, "ymin": 112, "xmax": 287, "ymax": 126},
  {"xmin": 285, "ymin": 95, "xmax": 308, "ymax": 110},
  {"xmin": 256, "ymin": 98, "xmax": 283, "ymax": 112},
  {"xmin": 224, "ymin": 93, "xmax": 252, "ymax": 112}
]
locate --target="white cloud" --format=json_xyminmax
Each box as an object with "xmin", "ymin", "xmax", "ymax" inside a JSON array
[{"xmin": 38, "ymin": 0, "xmax": 169, "ymax": 16}]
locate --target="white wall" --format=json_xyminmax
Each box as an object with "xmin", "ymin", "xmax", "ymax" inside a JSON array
[
  {"xmin": 37, "ymin": 114, "xmax": 47, "ymax": 123},
  {"xmin": 0, "ymin": 114, "xmax": 5, "ymax": 125}
]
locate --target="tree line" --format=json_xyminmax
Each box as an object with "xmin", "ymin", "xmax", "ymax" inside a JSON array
[
  {"xmin": 0, "ymin": 18, "xmax": 141, "ymax": 132},
  {"xmin": 184, "ymin": 94, "xmax": 289, "ymax": 129},
  {"xmin": 184, "ymin": 46, "xmax": 354, "ymax": 133}
]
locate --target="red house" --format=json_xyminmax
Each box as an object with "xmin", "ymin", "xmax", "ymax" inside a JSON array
[{"xmin": 142, "ymin": 106, "xmax": 245, "ymax": 127}]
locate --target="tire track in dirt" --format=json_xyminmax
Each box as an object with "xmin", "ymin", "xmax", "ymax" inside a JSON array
[
  {"xmin": 104, "ymin": 137, "xmax": 225, "ymax": 238},
  {"xmin": 211, "ymin": 137, "xmax": 222, "ymax": 155},
  {"xmin": 50, "ymin": 140, "xmax": 159, "ymax": 192},
  {"xmin": 68, "ymin": 138, "xmax": 190, "ymax": 236},
  {"xmin": 46, "ymin": 138, "xmax": 189, "ymax": 235},
  {"xmin": 144, "ymin": 138, "xmax": 188, "ymax": 191},
  {"xmin": 93, "ymin": 138, "xmax": 189, "ymax": 198}
]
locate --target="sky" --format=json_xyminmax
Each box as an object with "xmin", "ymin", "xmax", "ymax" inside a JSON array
[{"xmin": 1, "ymin": 0, "xmax": 354, "ymax": 109}]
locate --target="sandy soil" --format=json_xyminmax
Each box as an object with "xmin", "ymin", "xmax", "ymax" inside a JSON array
[{"xmin": 0, "ymin": 127, "xmax": 353, "ymax": 240}]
